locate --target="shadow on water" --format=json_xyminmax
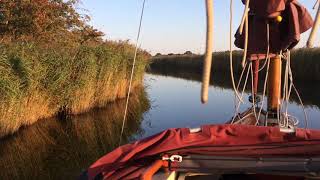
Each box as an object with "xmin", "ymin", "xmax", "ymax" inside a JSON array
[
  {"xmin": 148, "ymin": 64, "xmax": 320, "ymax": 109},
  {"xmin": 0, "ymin": 87, "xmax": 150, "ymax": 180}
]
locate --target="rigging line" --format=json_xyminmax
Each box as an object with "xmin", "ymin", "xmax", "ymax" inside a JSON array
[
  {"xmin": 241, "ymin": 12, "xmax": 249, "ymax": 68},
  {"xmin": 257, "ymin": 23, "xmax": 270, "ymax": 73},
  {"xmin": 286, "ymin": 50, "xmax": 308, "ymax": 129},
  {"xmin": 284, "ymin": 51, "xmax": 292, "ymax": 127},
  {"xmin": 285, "ymin": 51, "xmax": 294, "ymax": 127},
  {"xmin": 313, "ymin": 0, "xmax": 319, "ymax": 9},
  {"xmin": 231, "ymin": 64, "xmax": 249, "ymax": 123},
  {"xmin": 232, "ymin": 61, "xmax": 248, "ymax": 117},
  {"xmin": 256, "ymin": 57, "xmax": 270, "ymax": 125},
  {"xmin": 250, "ymin": 61, "xmax": 258, "ymax": 120},
  {"xmin": 119, "ymin": 0, "xmax": 147, "ymax": 146},
  {"xmin": 231, "ymin": 62, "xmax": 249, "ymax": 123},
  {"xmin": 230, "ymin": 0, "xmax": 244, "ymax": 105},
  {"xmin": 256, "ymin": 23, "xmax": 271, "ymax": 124},
  {"xmin": 286, "ymin": 51, "xmax": 294, "ymax": 121},
  {"xmin": 239, "ymin": 0, "xmax": 250, "ymax": 35},
  {"xmin": 292, "ymin": 83, "xmax": 308, "ymax": 129},
  {"xmin": 307, "ymin": 2, "xmax": 320, "ymax": 47},
  {"xmin": 231, "ymin": 62, "xmax": 251, "ymax": 124},
  {"xmin": 281, "ymin": 51, "xmax": 289, "ymax": 127},
  {"xmin": 236, "ymin": 61, "xmax": 248, "ymax": 91}
]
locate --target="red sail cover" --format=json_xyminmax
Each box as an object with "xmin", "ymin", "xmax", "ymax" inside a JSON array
[
  {"xmin": 234, "ymin": 0, "xmax": 313, "ymax": 59},
  {"xmin": 87, "ymin": 124, "xmax": 320, "ymax": 179}
]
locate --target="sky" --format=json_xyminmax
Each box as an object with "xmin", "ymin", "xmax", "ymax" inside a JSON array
[{"xmin": 79, "ymin": 0, "xmax": 319, "ymax": 55}]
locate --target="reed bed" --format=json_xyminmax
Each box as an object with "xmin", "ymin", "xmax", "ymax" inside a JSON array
[
  {"xmin": 149, "ymin": 48, "xmax": 320, "ymax": 108},
  {"xmin": 151, "ymin": 48, "xmax": 320, "ymax": 82},
  {"xmin": 0, "ymin": 87, "xmax": 150, "ymax": 180},
  {"xmin": 0, "ymin": 41, "xmax": 149, "ymax": 137}
]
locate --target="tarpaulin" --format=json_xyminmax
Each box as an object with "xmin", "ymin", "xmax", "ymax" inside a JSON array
[
  {"xmin": 86, "ymin": 124, "xmax": 320, "ymax": 180},
  {"xmin": 235, "ymin": 0, "xmax": 313, "ymax": 59}
]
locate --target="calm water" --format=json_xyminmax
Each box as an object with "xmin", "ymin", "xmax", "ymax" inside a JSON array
[
  {"xmin": 1, "ymin": 73, "xmax": 320, "ymax": 179},
  {"xmin": 140, "ymin": 74, "xmax": 320, "ymax": 138}
]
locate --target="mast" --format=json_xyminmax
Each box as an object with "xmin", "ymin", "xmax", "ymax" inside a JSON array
[{"xmin": 267, "ymin": 55, "xmax": 282, "ymax": 117}]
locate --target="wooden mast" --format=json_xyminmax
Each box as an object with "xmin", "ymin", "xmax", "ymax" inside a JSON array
[
  {"xmin": 267, "ymin": 16, "xmax": 283, "ymax": 117},
  {"xmin": 267, "ymin": 55, "xmax": 281, "ymax": 115}
]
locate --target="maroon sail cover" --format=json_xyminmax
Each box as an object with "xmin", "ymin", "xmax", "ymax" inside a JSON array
[
  {"xmin": 235, "ymin": 0, "xmax": 313, "ymax": 59},
  {"xmin": 87, "ymin": 124, "xmax": 320, "ymax": 179}
]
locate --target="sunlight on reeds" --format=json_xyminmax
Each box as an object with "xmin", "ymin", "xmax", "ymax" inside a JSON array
[
  {"xmin": 0, "ymin": 87, "xmax": 150, "ymax": 180},
  {"xmin": 0, "ymin": 41, "xmax": 149, "ymax": 137}
]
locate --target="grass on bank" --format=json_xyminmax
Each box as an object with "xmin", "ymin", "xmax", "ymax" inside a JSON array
[
  {"xmin": 0, "ymin": 87, "xmax": 150, "ymax": 180},
  {"xmin": 0, "ymin": 41, "xmax": 149, "ymax": 137}
]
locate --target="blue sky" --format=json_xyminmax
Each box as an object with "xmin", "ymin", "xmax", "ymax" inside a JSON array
[{"xmin": 79, "ymin": 0, "xmax": 318, "ymax": 55}]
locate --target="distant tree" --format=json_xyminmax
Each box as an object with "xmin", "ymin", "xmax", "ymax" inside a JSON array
[
  {"xmin": 168, "ymin": 53, "xmax": 174, "ymax": 56},
  {"xmin": 155, "ymin": 53, "xmax": 161, "ymax": 56},
  {"xmin": 184, "ymin": 51, "xmax": 193, "ymax": 55}
]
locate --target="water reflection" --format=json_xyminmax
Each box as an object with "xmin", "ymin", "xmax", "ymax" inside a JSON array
[
  {"xmin": 1, "ymin": 72, "xmax": 320, "ymax": 179},
  {"xmin": 148, "ymin": 67, "xmax": 320, "ymax": 108},
  {"xmin": 140, "ymin": 73, "xmax": 320, "ymax": 139},
  {"xmin": 0, "ymin": 87, "xmax": 150, "ymax": 180}
]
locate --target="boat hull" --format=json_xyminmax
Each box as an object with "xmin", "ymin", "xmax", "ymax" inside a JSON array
[{"xmin": 84, "ymin": 124, "xmax": 320, "ymax": 179}]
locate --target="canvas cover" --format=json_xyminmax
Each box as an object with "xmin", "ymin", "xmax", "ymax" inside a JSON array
[
  {"xmin": 85, "ymin": 124, "xmax": 320, "ymax": 180},
  {"xmin": 235, "ymin": 0, "xmax": 313, "ymax": 59}
]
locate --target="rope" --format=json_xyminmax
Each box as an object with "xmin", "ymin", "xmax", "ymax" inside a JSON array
[
  {"xmin": 250, "ymin": 62, "xmax": 258, "ymax": 119},
  {"xmin": 239, "ymin": 0, "xmax": 250, "ymax": 35},
  {"xmin": 276, "ymin": 50, "xmax": 308, "ymax": 129},
  {"xmin": 241, "ymin": 12, "xmax": 249, "ymax": 68},
  {"xmin": 281, "ymin": 51, "xmax": 290, "ymax": 127},
  {"xmin": 201, "ymin": 0, "xmax": 214, "ymax": 104},
  {"xmin": 230, "ymin": 0, "xmax": 244, "ymax": 104},
  {"xmin": 283, "ymin": 50, "xmax": 308, "ymax": 129},
  {"xmin": 313, "ymin": 0, "xmax": 319, "ymax": 9},
  {"xmin": 256, "ymin": 23, "xmax": 271, "ymax": 125},
  {"xmin": 231, "ymin": 62, "xmax": 251, "ymax": 123},
  {"xmin": 257, "ymin": 23, "xmax": 270, "ymax": 72},
  {"xmin": 119, "ymin": 0, "xmax": 146, "ymax": 146},
  {"xmin": 307, "ymin": 2, "xmax": 320, "ymax": 48},
  {"xmin": 231, "ymin": 61, "xmax": 249, "ymax": 118},
  {"xmin": 256, "ymin": 57, "xmax": 270, "ymax": 125},
  {"xmin": 292, "ymin": 83, "xmax": 309, "ymax": 129}
]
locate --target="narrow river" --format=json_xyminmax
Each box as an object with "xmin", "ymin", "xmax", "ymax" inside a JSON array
[{"xmin": 1, "ymin": 73, "xmax": 320, "ymax": 179}]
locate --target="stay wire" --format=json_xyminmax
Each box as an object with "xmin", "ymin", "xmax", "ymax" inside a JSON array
[{"xmin": 119, "ymin": 0, "xmax": 147, "ymax": 146}]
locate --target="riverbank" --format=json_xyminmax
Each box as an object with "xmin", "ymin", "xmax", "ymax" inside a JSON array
[
  {"xmin": 149, "ymin": 48, "xmax": 320, "ymax": 108},
  {"xmin": 151, "ymin": 48, "xmax": 320, "ymax": 82},
  {"xmin": 0, "ymin": 86, "xmax": 150, "ymax": 179},
  {"xmin": 0, "ymin": 42, "xmax": 149, "ymax": 138}
]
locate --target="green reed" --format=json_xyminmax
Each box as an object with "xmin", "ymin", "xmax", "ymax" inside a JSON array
[{"xmin": 0, "ymin": 41, "xmax": 149, "ymax": 137}]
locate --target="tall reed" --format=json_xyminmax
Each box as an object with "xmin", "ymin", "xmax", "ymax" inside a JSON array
[
  {"xmin": 0, "ymin": 41, "xmax": 149, "ymax": 137},
  {"xmin": 0, "ymin": 87, "xmax": 150, "ymax": 180}
]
